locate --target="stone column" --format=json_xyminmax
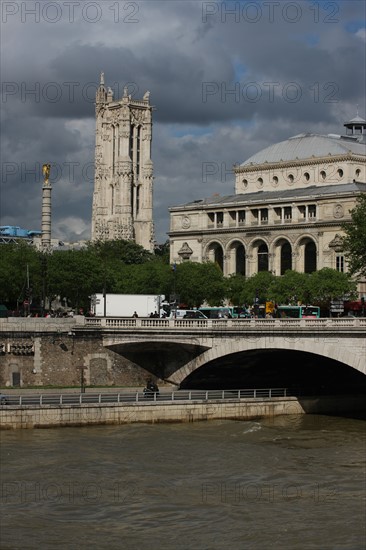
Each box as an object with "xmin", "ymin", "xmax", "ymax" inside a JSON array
[{"xmin": 41, "ymin": 164, "xmax": 52, "ymax": 250}]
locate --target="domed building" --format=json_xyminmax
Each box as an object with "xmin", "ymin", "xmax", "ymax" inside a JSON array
[{"xmin": 168, "ymin": 117, "xmax": 366, "ymax": 293}]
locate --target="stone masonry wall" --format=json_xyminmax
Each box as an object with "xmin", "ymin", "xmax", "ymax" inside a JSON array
[{"xmin": 0, "ymin": 333, "xmax": 157, "ymax": 389}]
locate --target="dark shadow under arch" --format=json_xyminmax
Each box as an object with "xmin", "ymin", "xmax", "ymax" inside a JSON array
[{"xmin": 179, "ymin": 349, "xmax": 366, "ymax": 395}]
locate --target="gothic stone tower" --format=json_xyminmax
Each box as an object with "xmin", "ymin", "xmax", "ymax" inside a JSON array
[{"xmin": 91, "ymin": 73, "xmax": 154, "ymax": 251}]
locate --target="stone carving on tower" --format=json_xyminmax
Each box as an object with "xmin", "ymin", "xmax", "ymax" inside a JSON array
[{"xmin": 91, "ymin": 73, "xmax": 155, "ymax": 251}]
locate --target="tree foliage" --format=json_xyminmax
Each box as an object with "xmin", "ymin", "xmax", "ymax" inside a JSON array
[
  {"xmin": 0, "ymin": 237, "xmax": 360, "ymax": 314},
  {"xmin": 48, "ymin": 250, "xmax": 104, "ymax": 310},
  {"xmin": 87, "ymin": 239, "xmax": 154, "ymax": 265},
  {"xmin": 341, "ymin": 194, "xmax": 366, "ymax": 278},
  {"xmin": 0, "ymin": 242, "xmax": 41, "ymax": 305},
  {"xmin": 225, "ymin": 273, "xmax": 247, "ymax": 305},
  {"xmin": 270, "ymin": 271, "xmax": 310, "ymax": 305},
  {"xmin": 306, "ymin": 268, "xmax": 357, "ymax": 304},
  {"xmin": 174, "ymin": 262, "xmax": 226, "ymax": 307}
]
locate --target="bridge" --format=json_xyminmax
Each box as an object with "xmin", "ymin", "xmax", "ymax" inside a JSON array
[
  {"xmin": 78, "ymin": 316, "xmax": 366, "ymax": 387},
  {"xmin": 1, "ymin": 317, "xmax": 365, "ymax": 392}
]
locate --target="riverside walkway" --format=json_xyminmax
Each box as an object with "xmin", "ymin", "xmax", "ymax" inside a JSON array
[
  {"xmin": 1, "ymin": 387, "xmax": 288, "ymax": 406},
  {"xmin": 1, "ymin": 387, "xmax": 364, "ymax": 430}
]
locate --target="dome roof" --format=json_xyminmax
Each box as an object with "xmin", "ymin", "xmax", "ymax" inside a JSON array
[
  {"xmin": 345, "ymin": 115, "xmax": 366, "ymax": 124},
  {"xmin": 240, "ymin": 133, "xmax": 366, "ymax": 167}
]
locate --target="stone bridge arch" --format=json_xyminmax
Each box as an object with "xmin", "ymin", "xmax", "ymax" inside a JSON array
[{"xmin": 168, "ymin": 336, "xmax": 365, "ymax": 386}]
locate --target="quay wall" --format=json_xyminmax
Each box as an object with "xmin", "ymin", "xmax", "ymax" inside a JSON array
[{"xmin": 1, "ymin": 395, "xmax": 364, "ymax": 430}]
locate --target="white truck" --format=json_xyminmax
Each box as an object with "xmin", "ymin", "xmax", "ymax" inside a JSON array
[{"xmin": 90, "ymin": 294, "xmax": 166, "ymax": 318}]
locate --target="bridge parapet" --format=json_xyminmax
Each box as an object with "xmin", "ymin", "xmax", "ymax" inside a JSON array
[
  {"xmin": 81, "ymin": 316, "xmax": 366, "ymax": 332},
  {"xmin": 1, "ymin": 316, "xmax": 365, "ymax": 335}
]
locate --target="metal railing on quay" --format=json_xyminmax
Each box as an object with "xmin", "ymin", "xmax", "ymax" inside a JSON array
[{"xmin": 1, "ymin": 388, "xmax": 289, "ymax": 406}]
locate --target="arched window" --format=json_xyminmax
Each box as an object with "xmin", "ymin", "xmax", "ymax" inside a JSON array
[
  {"xmin": 110, "ymin": 185, "xmax": 114, "ymax": 215},
  {"xmin": 257, "ymin": 243, "xmax": 268, "ymax": 272},
  {"xmin": 112, "ymin": 125, "xmax": 117, "ymax": 175},
  {"xmin": 207, "ymin": 242, "xmax": 224, "ymax": 272},
  {"xmin": 281, "ymin": 242, "xmax": 292, "ymax": 274},
  {"xmin": 136, "ymin": 185, "xmax": 140, "ymax": 214},
  {"xmin": 136, "ymin": 125, "xmax": 141, "ymax": 178},
  {"xmin": 214, "ymin": 246, "xmax": 224, "ymax": 271},
  {"xmin": 235, "ymin": 244, "xmax": 245, "ymax": 275},
  {"xmin": 304, "ymin": 241, "xmax": 317, "ymax": 273}
]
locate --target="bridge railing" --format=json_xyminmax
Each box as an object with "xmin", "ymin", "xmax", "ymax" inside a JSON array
[
  {"xmin": 1, "ymin": 316, "xmax": 365, "ymax": 333},
  {"xmin": 2, "ymin": 388, "xmax": 289, "ymax": 406},
  {"xmin": 82, "ymin": 316, "xmax": 366, "ymax": 330}
]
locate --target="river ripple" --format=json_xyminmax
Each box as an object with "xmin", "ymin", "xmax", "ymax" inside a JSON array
[{"xmin": 1, "ymin": 415, "xmax": 365, "ymax": 550}]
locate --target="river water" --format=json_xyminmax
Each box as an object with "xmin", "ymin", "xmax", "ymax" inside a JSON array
[{"xmin": 1, "ymin": 415, "xmax": 365, "ymax": 550}]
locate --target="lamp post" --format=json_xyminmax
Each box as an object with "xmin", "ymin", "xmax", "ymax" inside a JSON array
[
  {"xmin": 99, "ymin": 244, "xmax": 107, "ymax": 317},
  {"xmin": 171, "ymin": 262, "xmax": 177, "ymax": 318},
  {"xmin": 103, "ymin": 273, "xmax": 107, "ymax": 317},
  {"xmin": 40, "ymin": 253, "xmax": 47, "ymax": 317},
  {"xmin": 77, "ymin": 366, "xmax": 87, "ymax": 393}
]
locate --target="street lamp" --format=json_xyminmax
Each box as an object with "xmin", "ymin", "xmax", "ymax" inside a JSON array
[
  {"xmin": 171, "ymin": 262, "xmax": 178, "ymax": 318},
  {"xmin": 77, "ymin": 366, "xmax": 87, "ymax": 393},
  {"xmin": 40, "ymin": 253, "xmax": 48, "ymax": 317}
]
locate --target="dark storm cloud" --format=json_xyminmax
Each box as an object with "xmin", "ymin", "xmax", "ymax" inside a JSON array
[{"xmin": 1, "ymin": 0, "xmax": 365, "ymax": 243}]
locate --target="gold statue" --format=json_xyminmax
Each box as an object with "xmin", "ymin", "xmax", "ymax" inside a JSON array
[{"xmin": 42, "ymin": 163, "xmax": 51, "ymax": 185}]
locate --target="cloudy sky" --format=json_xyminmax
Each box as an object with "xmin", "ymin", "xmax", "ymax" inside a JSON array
[{"xmin": 1, "ymin": 0, "xmax": 365, "ymax": 244}]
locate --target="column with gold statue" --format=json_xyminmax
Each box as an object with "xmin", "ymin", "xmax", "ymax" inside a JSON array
[{"xmin": 41, "ymin": 163, "xmax": 52, "ymax": 250}]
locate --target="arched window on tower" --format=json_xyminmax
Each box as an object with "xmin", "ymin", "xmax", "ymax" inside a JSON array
[
  {"xmin": 110, "ymin": 185, "xmax": 114, "ymax": 215},
  {"xmin": 129, "ymin": 124, "xmax": 134, "ymax": 182},
  {"xmin": 112, "ymin": 125, "xmax": 117, "ymax": 175},
  {"xmin": 136, "ymin": 126, "xmax": 141, "ymax": 179},
  {"xmin": 257, "ymin": 243, "xmax": 268, "ymax": 272},
  {"xmin": 136, "ymin": 185, "xmax": 140, "ymax": 214}
]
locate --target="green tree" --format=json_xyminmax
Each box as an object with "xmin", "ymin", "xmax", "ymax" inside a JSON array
[
  {"xmin": 342, "ymin": 194, "xmax": 366, "ymax": 277},
  {"xmin": 307, "ymin": 268, "xmax": 357, "ymax": 306},
  {"xmin": 270, "ymin": 270, "xmax": 310, "ymax": 305},
  {"xmin": 175, "ymin": 262, "xmax": 226, "ymax": 307},
  {"xmin": 88, "ymin": 239, "xmax": 154, "ymax": 265},
  {"xmin": 115, "ymin": 261, "xmax": 171, "ymax": 296},
  {"xmin": 48, "ymin": 249, "xmax": 104, "ymax": 311},
  {"xmin": 0, "ymin": 242, "xmax": 41, "ymax": 308},
  {"xmin": 154, "ymin": 240, "xmax": 170, "ymax": 263},
  {"xmin": 239, "ymin": 272, "xmax": 276, "ymax": 305},
  {"xmin": 86, "ymin": 239, "xmax": 157, "ymax": 297},
  {"xmin": 225, "ymin": 273, "xmax": 247, "ymax": 305}
]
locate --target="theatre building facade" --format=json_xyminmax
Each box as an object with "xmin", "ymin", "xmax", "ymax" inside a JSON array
[{"xmin": 169, "ymin": 117, "xmax": 366, "ymax": 293}]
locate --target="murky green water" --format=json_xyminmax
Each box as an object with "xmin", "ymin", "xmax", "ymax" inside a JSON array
[{"xmin": 1, "ymin": 415, "xmax": 365, "ymax": 549}]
